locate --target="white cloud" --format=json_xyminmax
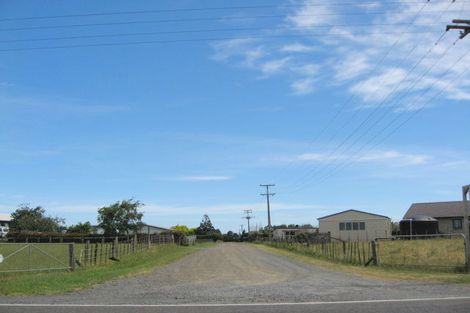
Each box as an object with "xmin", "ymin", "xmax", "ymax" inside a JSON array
[
  {"xmin": 350, "ymin": 68, "xmax": 409, "ymax": 103},
  {"xmin": 291, "ymin": 149, "xmax": 430, "ymax": 167},
  {"xmin": 293, "ymin": 63, "xmax": 319, "ymax": 76},
  {"xmin": 208, "ymin": 0, "xmax": 470, "ymax": 110},
  {"xmin": 291, "ymin": 78, "xmax": 315, "ymax": 95},
  {"xmin": 260, "ymin": 57, "xmax": 291, "ymax": 76},
  {"xmin": 280, "ymin": 43, "xmax": 317, "ymax": 53},
  {"xmin": 286, "ymin": 1, "xmax": 335, "ymax": 28},
  {"xmin": 334, "ymin": 53, "xmax": 371, "ymax": 81},
  {"xmin": 178, "ymin": 175, "xmax": 233, "ymax": 182},
  {"xmin": 211, "ymin": 38, "xmax": 265, "ymax": 67}
]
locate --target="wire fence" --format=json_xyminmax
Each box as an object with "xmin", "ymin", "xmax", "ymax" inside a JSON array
[
  {"xmin": 263, "ymin": 233, "xmax": 468, "ymax": 271},
  {"xmin": 0, "ymin": 234, "xmax": 175, "ymax": 273},
  {"xmin": 376, "ymin": 234, "xmax": 467, "ymax": 270},
  {"xmin": 265, "ymin": 241, "xmax": 373, "ymax": 265}
]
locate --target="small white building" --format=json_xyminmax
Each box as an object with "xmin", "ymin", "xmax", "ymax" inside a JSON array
[
  {"xmin": 273, "ymin": 228, "xmax": 318, "ymax": 240},
  {"xmin": 318, "ymin": 209, "xmax": 391, "ymax": 241},
  {"xmin": 0, "ymin": 213, "xmax": 11, "ymax": 228},
  {"xmin": 0, "ymin": 213, "xmax": 12, "ymax": 238}
]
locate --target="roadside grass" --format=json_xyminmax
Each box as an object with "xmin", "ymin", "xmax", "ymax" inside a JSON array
[
  {"xmin": 254, "ymin": 243, "xmax": 470, "ymax": 284},
  {"xmin": 0, "ymin": 243, "xmax": 214, "ymax": 296}
]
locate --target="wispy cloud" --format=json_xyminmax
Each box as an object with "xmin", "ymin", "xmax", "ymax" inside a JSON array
[
  {"xmin": 280, "ymin": 43, "xmax": 317, "ymax": 53},
  {"xmin": 178, "ymin": 175, "xmax": 233, "ymax": 182},
  {"xmin": 281, "ymin": 149, "xmax": 431, "ymax": 167},
  {"xmin": 209, "ymin": 0, "xmax": 470, "ymax": 108},
  {"xmin": 291, "ymin": 78, "xmax": 315, "ymax": 95}
]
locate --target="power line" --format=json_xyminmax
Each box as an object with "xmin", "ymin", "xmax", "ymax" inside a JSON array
[
  {"xmin": 307, "ymin": 48, "xmax": 470, "ymax": 189},
  {"xmin": 0, "ymin": 31, "xmax": 444, "ymax": 52},
  {"xmin": 0, "ymin": 27, "xmax": 442, "ymax": 44},
  {"xmin": 286, "ymin": 38, "xmax": 466, "ymax": 194},
  {"xmin": 0, "ymin": 1, "xmax": 431, "ymax": 22},
  {"xmin": 280, "ymin": 0, "xmax": 457, "ymax": 193},
  {"xmin": 269, "ymin": 0, "xmax": 432, "ymax": 184},
  {"xmin": 0, "ymin": 11, "xmax": 462, "ymax": 32}
]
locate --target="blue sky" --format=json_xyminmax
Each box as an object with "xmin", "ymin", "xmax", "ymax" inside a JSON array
[{"xmin": 0, "ymin": 0, "xmax": 469, "ymax": 232}]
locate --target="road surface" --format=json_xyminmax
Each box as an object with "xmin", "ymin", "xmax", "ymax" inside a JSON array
[{"xmin": 1, "ymin": 243, "xmax": 470, "ymax": 312}]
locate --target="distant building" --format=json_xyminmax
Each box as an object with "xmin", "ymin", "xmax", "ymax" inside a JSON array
[
  {"xmin": 91, "ymin": 223, "xmax": 171, "ymax": 235},
  {"xmin": 0, "ymin": 213, "xmax": 11, "ymax": 238},
  {"xmin": 403, "ymin": 201, "xmax": 468, "ymax": 234},
  {"xmin": 318, "ymin": 209, "xmax": 391, "ymax": 241},
  {"xmin": 0, "ymin": 213, "xmax": 11, "ymax": 228},
  {"xmin": 273, "ymin": 228, "xmax": 318, "ymax": 240}
]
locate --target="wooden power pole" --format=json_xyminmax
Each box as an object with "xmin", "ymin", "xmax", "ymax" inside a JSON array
[
  {"xmin": 242, "ymin": 209, "xmax": 254, "ymax": 233},
  {"xmin": 260, "ymin": 184, "xmax": 275, "ymax": 229}
]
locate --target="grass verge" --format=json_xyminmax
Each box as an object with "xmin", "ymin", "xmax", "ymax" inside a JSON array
[
  {"xmin": 0, "ymin": 243, "xmax": 214, "ymax": 296},
  {"xmin": 254, "ymin": 243, "xmax": 470, "ymax": 284}
]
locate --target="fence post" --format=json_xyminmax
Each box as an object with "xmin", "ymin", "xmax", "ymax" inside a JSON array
[
  {"xmin": 371, "ymin": 240, "xmax": 378, "ymax": 265},
  {"xmin": 133, "ymin": 234, "xmax": 137, "ymax": 253},
  {"xmin": 85, "ymin": 240, "xmax": 90, "ymax": 266},
  {"xmin": 69, "ymin": 243, "xmax": 75, "ymax": 271},
  {"xmin": 114, "ymin": 236, "xmax": 119, "ymax": 259}
]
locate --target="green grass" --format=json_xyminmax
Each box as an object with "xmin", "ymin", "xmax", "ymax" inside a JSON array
[
  {"xmin": 255, "ymin": 243, "xmax": 470, "ymax": 284},
  {"xmin": 377, "ymin": 237, "xmax": 466, "ymax": 268},
  {"xmin": 0, "ymin": 243, "xmax": 214, "ymax": 296}
]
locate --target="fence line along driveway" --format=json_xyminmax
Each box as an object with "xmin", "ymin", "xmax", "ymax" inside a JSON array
[{"xmin": 2, "ymin": 243, "xmax": 470, "ymax": 305}]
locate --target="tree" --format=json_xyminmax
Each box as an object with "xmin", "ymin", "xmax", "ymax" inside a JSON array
[
  {"xmin": 10, "ymin": 205, "xmax": 65, "ymax": 233},
  {"xmin": 171, "ymin": 225, "xmax": 195, "ymax": 235},
  {"xmin": 97, "ymin": 199, "xmax": 144, "ymax": 236},
  {"xmin": 67, "ymin": 222, "xmax": 92, "ymax": 234},
  {"xmin": 196, "ymin": 214, "xmax": 216, "ymax": 235},
  {"xmin": 196, "ymin": 214, "xmax": 221, "ymax": 241}
]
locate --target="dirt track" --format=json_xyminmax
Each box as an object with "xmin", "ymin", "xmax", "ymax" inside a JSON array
[{"xmin": 2, "ymin": 243, "xmax": 470, "ymax": 304}]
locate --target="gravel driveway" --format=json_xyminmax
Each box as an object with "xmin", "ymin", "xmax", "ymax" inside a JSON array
[{"xmin": 2, "ymin": 243, "xmax": 470, "ymax": 304}]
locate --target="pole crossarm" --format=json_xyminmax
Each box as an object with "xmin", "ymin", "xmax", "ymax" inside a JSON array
[{"xmin": 446, "ymin": 19, "xmax": 470, "ymax": 39}]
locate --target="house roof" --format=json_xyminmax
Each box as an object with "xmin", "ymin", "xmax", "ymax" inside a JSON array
[
  {"xmin": 317, "ymin": 209, "xmax": 390, "ymax": 220},
  {"xmin": 141, "ymin": 224, "xmax": 171, "ymax": 232},
  {"xmin": 0, "ymin": 213, "xmax": 12, "ymax": 222},
  {"xmin": 404, "ymin": 201, "xmax": 467, "ymax": 219}
]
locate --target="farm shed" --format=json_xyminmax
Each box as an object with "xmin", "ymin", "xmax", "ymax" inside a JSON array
[
  {"xmin": 403, "ymin": 201, "xmax": 469, "ymax": 234},
  {"xmin": 399, "ymin": 215, "xmax": 439, "ymax": 235},
  {"xmin": 318, "ymin": 209, "xmax": 391, "ymax": 241}
]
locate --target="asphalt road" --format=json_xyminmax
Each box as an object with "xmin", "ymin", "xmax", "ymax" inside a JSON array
[{"xmin": 1, "ymin": 243, "xmax": 470, "ymax": 313}]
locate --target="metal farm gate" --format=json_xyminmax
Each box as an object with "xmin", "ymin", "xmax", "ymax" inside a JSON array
[{"xmin": 0, "ymin": 243, "xmax": 73, "ymax": 273}]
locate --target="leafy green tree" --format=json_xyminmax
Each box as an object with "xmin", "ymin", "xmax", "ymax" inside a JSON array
[
  {"xmin": 67, "ymin": 221, "xmax": 92, "ymax": 234},
  {"xmin": 10, "ymin": 205, "xmax": 65, "ymax": 233},
  {"xmin": 171, "ymin": 225, "xmax": 195, "ymax": 235},
  {"xmin": 196, "ymin": 214, "xmax": 221, "ymax": 240},
  {"xmin": 97, "ymin": 199, "xmax": 144, "ymax": 236},
  {"xmin": 196, "ymin": 214, "xmax": 216, "ymax": 235}
]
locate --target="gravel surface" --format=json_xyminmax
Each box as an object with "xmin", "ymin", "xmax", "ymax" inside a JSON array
[{"xmin": 2, "ymin": 243, "xmax": 470, "ymax": 304}]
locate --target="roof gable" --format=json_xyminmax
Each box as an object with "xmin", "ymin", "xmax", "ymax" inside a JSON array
[
  {"xmin": 317, "ymin": 209, "xmax": 390, "ymax": 220},
  {"xmin": 404, "ymin": 201, "xmax": 466, "ymax": 219}
]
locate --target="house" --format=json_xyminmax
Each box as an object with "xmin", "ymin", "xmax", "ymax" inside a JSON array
[
  {"xmin": 91, "ymin": 223, "xmax": 171, "ymax": 235},
  {"xmin": 403, "ymin": 201, "xmax": 469, "ymax": 234},
  {"xmin": 0, "ymin": 213, "xmax": 11, "ymax": 228},
  {"xmin": 318, "ymin": 209, "xmax": 391, "ymax": 241},
  {"xmin": 273, "ymin": 227, "xmax": 318, "ymax": 240}
]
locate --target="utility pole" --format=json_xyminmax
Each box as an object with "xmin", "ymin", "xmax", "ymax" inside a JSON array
[
  {"xmin": 260, "ymin": 184, "xmax": 275, "ymax": 229},
  {"xmin": 463, "ymin": 184, "xmax": 470, "ymax": 271},
  {"xmin": 446, "ymin": 19, "xmax": 470, "ymax": 39},
  {"xmin": 242, "ymin": 210, "xmax": 254, "ymax": 233}
]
